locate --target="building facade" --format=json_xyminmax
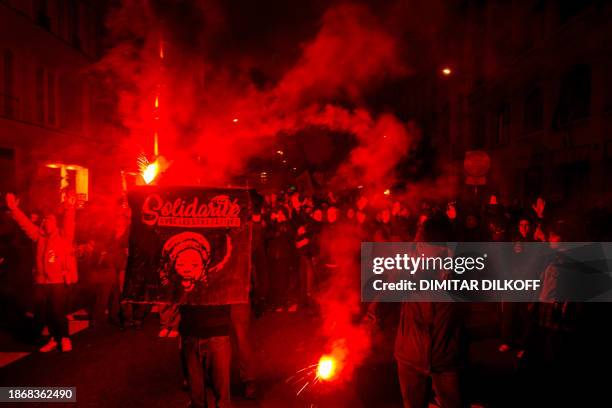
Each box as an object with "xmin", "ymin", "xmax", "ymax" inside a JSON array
[
  {"xmin": 0, "ymin": 0, "xmax": 123, "ymax": 212},
  {"xmin": 434, "ymin": 0, "xmax": 612, "ymax": 209}
]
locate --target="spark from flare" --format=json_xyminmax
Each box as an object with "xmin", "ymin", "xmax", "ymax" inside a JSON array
[
  {"xmin": 286, "ymin": 354, "xmax": 342, "ymax": 399},
  {"xmin": 138, "ymin": 154, "xmax": 159, "ymax": 185}
]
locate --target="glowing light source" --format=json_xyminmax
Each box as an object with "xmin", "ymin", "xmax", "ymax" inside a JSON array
[
  {"xmin": 276, "ymin": 150, "xmax": 284, "ymax": 155},
  {"xmin": 154, "ymin": 131, "xmax": 159, "ymax": 157},
  {"xmin": 441, "ymin": 67, "xmax": 452, "ymax": 76},
  {"xmin": 383, "ymin": 189, "xmax": 391, "ymax": 196},
  {"xmin": 232, "ymin": 118, "xmax": 239, "ymax": 123},
  {"xmin": 142, "ymin": 161, "xmax": 159, "ymax": 184},
  {"xmin": 155, "ymin": 96, "xmax": 159, "ymax": 108},
  {"xmin": 316, "ymin": 355, "xmax": 337, "ymax": 381},
  {"xmin": 46, "ymin": 163, "xmax": 60, "ymax": 169}
]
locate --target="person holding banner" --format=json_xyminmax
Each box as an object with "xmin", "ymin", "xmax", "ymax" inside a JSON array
[
  {"xmin": 124, "ymin": 187, "xmax": 254, "ymax": 407},
  {"xmin": 162, "ymin": 234, "xmax": 231, "ymax": 408}
]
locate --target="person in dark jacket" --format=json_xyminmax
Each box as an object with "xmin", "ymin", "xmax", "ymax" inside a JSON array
[
  {"xmin": 77, "ymin": 238, "xmax": 113, "ymax": 327},
  {"xmin": 267, "ymin": 207, "xmax": 297, "ymax": 310},
  {"xmin": 499, "ymin": 214, "xmax": 536, "ymax": 355},
  {"xmin": 521, "ymin": 220, "xmax": 585, "ymax": 407},
  {"xmin": 180, "ymin": 304, "xmax": 231, "ymax": 408},
  {"xmin": 394, "ymin": 216, "xmax": 466, "ymax": 408}
]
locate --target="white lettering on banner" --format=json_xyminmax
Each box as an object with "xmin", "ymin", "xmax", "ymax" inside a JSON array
[{"xmin": 142, "ymin": 194, "xmax": 241, "ymax": 227}]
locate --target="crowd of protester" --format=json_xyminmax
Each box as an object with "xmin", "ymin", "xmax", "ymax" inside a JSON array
[{"xmin": 2, "ymin": 185, "xmax": 612, "ymax": 407}]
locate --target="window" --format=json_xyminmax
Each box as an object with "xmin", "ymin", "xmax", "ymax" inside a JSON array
[
  {"xmin": 44, "ymin": 163, "xmax": 89, "ymax": 205},
  {"xmin": 59, "ymin": 73, "xmax": 83, "ymax": 131},
  {"xmin": 523, "ymin": 86, "xmax": 543, "ymax": 134},
  {"xmin": 605, "ymin": 62, "xmax": 612, "ymax": 113},
  {"xmin": 0, "ymin": 148, "xmax": 16, "ymax": 193},
  {"xmin": 68, "ymin": 0, "xmax": 80, "ymax": 49},
  {"xmin": 553, "ymin": 64, "xmax": 591, "ymax": 128},
  {"xmin": 2, "ymin": 50, "xmax": 15, "ymax": 118},
  {"xmin": 47, "ymin": 70, "xmax": 56, "ymax": 124},
  {"xmin": 473, "ymin": 113, "xmax": 486, "ymax": 149},
  {"xmin": 55, "ymin": 0, "xmax": 65, "ymax": 39},
  {"xmin": 495, "ymin": 103, "xmax": 510, "ymax": 144},
  {"xmin": 34, "ymin": 0, "xmax": 51, "ymax": 30},
  {"xmin": 439, "ymin": 103, "xmax": 450, "ymax": 142},
  {"xmin": 36, "ymin": 67, "xmax": 45, "ymax": 122},
  {"xmin": 35, "ymin": 67, "xmax": 57, "ymax": 125},
  {"xmin": 558, "ymin": 0, "xmax": 593, "ymax": 23}
]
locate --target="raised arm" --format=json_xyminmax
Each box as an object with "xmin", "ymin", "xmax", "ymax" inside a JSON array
[{"xmin": 5, "ymin": 193, "xmax": 40, "ymax": 241}]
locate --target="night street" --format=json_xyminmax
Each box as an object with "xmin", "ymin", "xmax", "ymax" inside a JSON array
[
  {"xmin": 1, "ymin": 306, "xmax": 527, "ymax": 408},
  {"xmin": 3, "ymin": 0, "xmax": 612, "ymax": 407},
  {"xmin": 1, "ymin": 311, "xmax": 402, "ymax": 408}
]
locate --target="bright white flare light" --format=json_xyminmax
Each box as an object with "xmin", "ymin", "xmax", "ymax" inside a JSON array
[
  {"xmin": 142, "ymin": 161, "xmax": 159, "ymax": 184},
  {"xmin": 316, "ymin": 355, "xmax": 337, "ymax": 381}
]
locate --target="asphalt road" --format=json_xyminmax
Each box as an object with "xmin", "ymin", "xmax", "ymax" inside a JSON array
[{"xmin": 0, "ymin": 304, "xmax": 555, "ymax": 408}]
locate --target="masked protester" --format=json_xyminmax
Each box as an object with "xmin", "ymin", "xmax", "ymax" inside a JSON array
[{"xmin": 5, "ymin": 192, "xmax": 77, "ymax": 352}]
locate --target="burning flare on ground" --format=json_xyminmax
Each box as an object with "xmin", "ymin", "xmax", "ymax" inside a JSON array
[
  {"xmin": 316, "ymin": 355, "xmax": 338, "ymax": 381},
  {"xmin": 286, "ymin": 347, "xmax": 347, "ymax": 398}
]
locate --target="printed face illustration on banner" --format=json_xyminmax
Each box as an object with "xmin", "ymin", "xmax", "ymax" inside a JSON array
[
  {"xmin": 161, "ymin": 232, "xmax": 211, "ymax": 292},
  {"xmin": 159, "ymin": 232, "xmax": 233, "ymax": 293},
  {"xmin": 123, "ymin": 187, "xmax": 251, "ymax": 305}
]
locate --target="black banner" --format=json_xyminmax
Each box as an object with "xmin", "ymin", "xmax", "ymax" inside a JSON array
[{"xmin": 123, "ymin": 186, "xmax": 252, "ymax": 305}]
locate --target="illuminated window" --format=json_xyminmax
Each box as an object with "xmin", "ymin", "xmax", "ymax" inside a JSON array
[{"xmin": 44, "ymin": 163, "xmax": 89, "ymax": 205}]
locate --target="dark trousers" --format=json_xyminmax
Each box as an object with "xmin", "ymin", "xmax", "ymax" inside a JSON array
[
  {"xmin": 501, "ymin": 302, "xmax": 532, "ymax": 347},
  {"xmin": 271, "ymin": 261, "xmax": 294, "ymax": 308},
  {"xmin": 107, "ymin": 269, "xmax": 123, "ymax": 323},
  {"xmin": 298, "ymin": 256, "xmax": 314, "ymax": 308},
  {"xmin": 34, "ymin": 283, "xmax": 69, "ymax": 342},
  {"xmin": 182, "ymin": 335, "xmax": 231, "ymax": 408},
  {"xmin": 397, "ymin": 362, "xmax": 462, "ymax": 408},
  {"xmin": 82, "ymin": 282, "xmax": 113, "ymax": 323},
  {"xmin": 230, "ymin": 303, "xmax": 255, "ymax": 382}
]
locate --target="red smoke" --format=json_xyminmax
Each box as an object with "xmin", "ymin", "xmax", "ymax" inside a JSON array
[
  {"xmin": 95, "ymin": 1, "xmax": 416, "ymax": 187},
  {"xmin": 96, "ymin": 0, "xmax": 439, "ymax": 380}
]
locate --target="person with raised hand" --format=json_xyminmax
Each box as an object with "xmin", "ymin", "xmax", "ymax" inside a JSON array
[{"xmin": 5, "ymin": 192, "xmax": 77, "ymax": 352}]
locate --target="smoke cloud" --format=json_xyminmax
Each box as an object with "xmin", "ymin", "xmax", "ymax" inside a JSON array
[{"xmin": 96, "ymin": 0, "xmax": 454, "ymax": 382}]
